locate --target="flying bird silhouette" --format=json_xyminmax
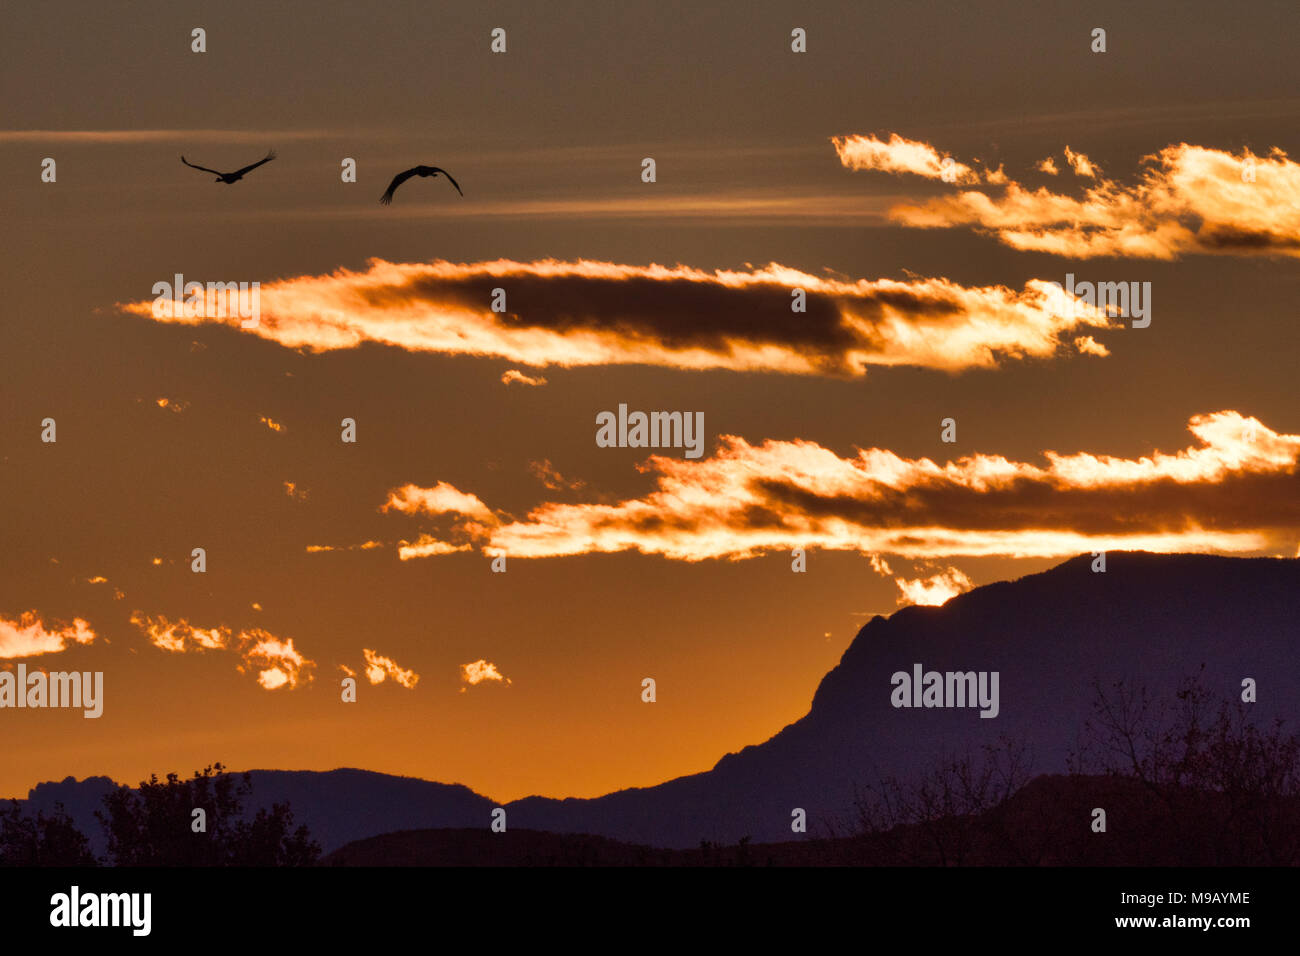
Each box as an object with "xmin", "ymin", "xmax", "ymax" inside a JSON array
[
  {"xmin": 181, "ymin": 150, "xmax": 277, "ymax": 184},
  {"xmin": 379, "ymin": 165, "xmax": 463, "ymax": 205}
]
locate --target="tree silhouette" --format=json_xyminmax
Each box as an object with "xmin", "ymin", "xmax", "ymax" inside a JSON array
[
  {"xmin": 1069, "ymin": 670, "xmax": 1300, "ymax": 865},
  {"xmin": 853, "ymin": 736, "xmax": 1033, "ymax": 865},
  {"xmin": 848, "ymin": 673, "xmax": 1300, "ymax": 865},
  {"xmin": 0, "ymin": 800, "xmax": 96, "ymax": 866},
  {"xmin": 96, "ymin": 763, "xmax": 320, "ymax": 866}
]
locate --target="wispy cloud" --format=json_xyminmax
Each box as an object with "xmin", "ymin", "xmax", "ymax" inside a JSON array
[
  {"xmin": 305, "ymin": 540, "xmax": 385, "ymax": 553},
  {"xmin": 129, "ymin": 612, "xmax": 314, "ymax": 690},
  {"xmin": 362, "ymin": 649, "xmax": 419, "ymax": 689},
  {"xmin": 119, "ymin": 258, "xmax": 1115, "ymax": 376},
  {"xmin": 837, "ymin": 133, "xmax": 1300, "ymax": 260},
  {"xmin": 869, "ymin": 556, "xmax": 975, "ymax": 607},
  {"xmin": 381, "ymin": 483, "xmax": 497, "ymax": 522},
  {"xmin": 0, "ymin": 129, "xmax": 337, "ymax": 144},
  {"xmin": 0, "ymin": 612, "xmax": 96, "ymax": 660},
  {"xmin": 529, "ymin": 460, "xmax": 588, "ymax": 494},
  {"xmin": 376, "ymin": 411, "xmax": 1300, "ymax": 562},
  {"xmin": 245, "ymin": 635, "xmax": 312, "ymax": 690},
  {"xmin": 460, "ymin": 659, "xmax": 511, "ymax": 690},
  {"xmin": 1063, "ymin": 146, "xmax": 1099, "ymax": 179},
  {"xmin": 394, "ymin": 537, "xmax": 475, "ymax": 560},
  {"xmin": 181, "ymin": 190, "xmax": 902, "ymax": 227},
  {"xmin": 501, "ymin": 369, "xmax": 548, "ymax": 387},
  {"xmin": 833, "ymin": 132, "xmax": 989, "ymax": 184}
]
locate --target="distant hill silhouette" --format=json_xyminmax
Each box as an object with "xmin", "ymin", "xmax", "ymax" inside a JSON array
[
  {"xmin": 22, "ymin": 769, "xmax": 495, "ymax": 858},
  {"xmin": 20, "ymin": 553, "xmax": 1299, "ymax": 854},
  {"xmin": 24, "ymin": 770, "xmax": 501, "ymax": 858},
  {"xmin": 322, "ymin": 772, "xmax": 1300, "ymax": 866},
  {"xmin": 234, "ymin": 769, "xmax": 496, "ymax": 853}
]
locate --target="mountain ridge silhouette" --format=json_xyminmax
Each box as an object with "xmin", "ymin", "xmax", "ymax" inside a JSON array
[{"xmin": 19, "ymin": 552, "xmax": 1298, "ymax": 852}]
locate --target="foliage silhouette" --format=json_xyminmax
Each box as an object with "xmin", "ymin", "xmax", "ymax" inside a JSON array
[
  {"xmin": 848, "ymin": 672, "xmax": 1300, "ymax": 865},
  {"xmin": 0, "ymin": 800, "xmax": 96, "ymax": 866},
  {"xmin": 96, "ymin": 763, "xmax": 320, "ymax": 866}
]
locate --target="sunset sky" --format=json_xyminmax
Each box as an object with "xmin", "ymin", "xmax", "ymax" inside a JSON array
[{"xmin": 2, "ymin": 0, "xmax": 1297, "ymax": 803}]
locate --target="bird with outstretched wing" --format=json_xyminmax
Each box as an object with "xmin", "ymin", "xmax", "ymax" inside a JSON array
[
  {"xmin": 379, "ymin": 165, "xmax": 463, "ymax": 204},
  {"xmin": 181, "ymin": 150, "xmax": 277, "ymax": 184}
]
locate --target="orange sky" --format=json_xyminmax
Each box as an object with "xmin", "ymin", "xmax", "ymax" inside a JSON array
[{"xmin": 1, "ymin": 0, "xmax": 1297, "ymax": 802}]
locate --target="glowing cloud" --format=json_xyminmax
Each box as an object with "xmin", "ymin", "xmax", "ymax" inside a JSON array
[
  {"xmin": 245, "ymin": 635, "xmax": 312, "ymax": 691},
  {"xmin": 395, "ymin": 537, "xmax": 474, "ymax": 560},
  {"xmin": 837, "ymin": 134, "xmax": 1300, "ymax": 260},
  {"xmin": 305, "ymin": 541, "xmax": 385, "ymax": 553},
  {"xmin": 362, "ymin": 649, "xmax": 420, "ymax": 689},
  {"xmin": 832, "ymin": 133, "xmax": 982, "ymax": 184},
  {"xmin": 380, "ymin": 412, "xmax": 1300, "ymax": 562},
  {"xmin": 501, "ymin": 369, "xmax": 548, "ymax": 387},
  {"xmin": 461, "ymin": 659, "xmax": 511, "ymax": 690},
  {"xmin": 129, "ymin": 612, "xmax": 314, "ymax": 689},
  {"xmin": 868, "ymin": 555, "xmax": 974, "ymax": 606},
  {"xmin": 892, "ymin": 566, "xmax": 976, "ymax": 607},
  {"xmin": 118, "ymin": 258, "xmax": 1116, "ymax": 376},
  {"xmin": 1063, "ymin": 146, "xmax": 1099, "ymax": 179},
  {"xmin": 1074, "ymin": 335, "xmax": 1109, "ymax": 357},
  {"xmin": 529, "ymin": 460, "xmax": 588, "ymax": 493},
  {"xmin": 0, "ymin": 612, "xmax": 97, "ymax": 660},
  {"xmin": 381, "ymin": 482, "xmax": 497, "ymax": 522}
]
